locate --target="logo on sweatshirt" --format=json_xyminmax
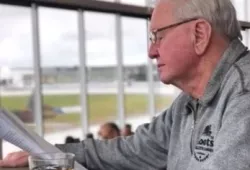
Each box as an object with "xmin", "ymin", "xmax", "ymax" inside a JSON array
[{"xmin": 194, "ymin": 125, "xmax": 214, "ymax": 162}]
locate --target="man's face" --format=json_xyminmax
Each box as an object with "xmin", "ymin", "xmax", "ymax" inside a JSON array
[
  {"xmin": 122, "ymin": 127, "xmax": 130, "ymax": 136},
  {"xmin": 149, "ymin": 1, "xmax": 199, "ymax": 85},
  {"xmin": 98, "ymin": 124, "xmax": 118, "ymax": 140}
]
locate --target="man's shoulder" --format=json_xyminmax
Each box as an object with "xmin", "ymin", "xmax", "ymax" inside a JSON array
[
  {"xmin": 222, "ymin": 52, "xmax": 250, "ymax": 95},
  {"xmin": 232, "ymin": 52, "xmax": 250, "ymax": 80},
  {"xmin": 234, "ymin": 50, "xmax": 250, "ymax": 68}
]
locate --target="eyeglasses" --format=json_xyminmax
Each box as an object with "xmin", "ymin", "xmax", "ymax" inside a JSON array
[{"xmin": 149, "ymin": 18, "xmax": 199, "ymax": 44}]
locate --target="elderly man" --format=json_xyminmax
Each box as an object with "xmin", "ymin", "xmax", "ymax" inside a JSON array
[
  {"xmin": 1, "ymin": 0, "xmax": 250, "ymax": 169},
  {"xmin": 98, "ymin": 122, "xmax": 120, "ymax": 140},
  {"xmin": 121, "ymin": 123, "xmax": 134, "ymax": 136}
]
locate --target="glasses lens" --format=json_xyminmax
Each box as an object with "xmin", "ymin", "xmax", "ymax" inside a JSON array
[{"xmin": 149, "ymin": 32, "xmax": 156, "ymax": 44}]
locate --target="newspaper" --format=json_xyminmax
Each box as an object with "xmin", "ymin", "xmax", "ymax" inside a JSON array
[{"xmin": 0, "ymin": 108, "xmax": 87, "ymax": 170}]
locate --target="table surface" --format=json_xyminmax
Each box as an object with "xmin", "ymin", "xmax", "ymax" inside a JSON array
[{"xmin": 0, "ymin": 168, "xmax": 28, "ymax": 170}]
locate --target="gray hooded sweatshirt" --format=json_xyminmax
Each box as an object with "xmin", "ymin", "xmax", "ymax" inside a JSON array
[{"xmin": 56, "ymin": 39, "xmax": 250, "ymax": 170}]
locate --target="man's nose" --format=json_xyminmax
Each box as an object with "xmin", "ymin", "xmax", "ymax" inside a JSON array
[{"xmin": 148, "ymin": 43, "xmax": 159, "ymax": 59}]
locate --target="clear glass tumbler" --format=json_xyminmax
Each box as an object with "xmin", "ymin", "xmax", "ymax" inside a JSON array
[{"xmin": 28, "ymin": 153, "xmax": 75, "ymax": 170}]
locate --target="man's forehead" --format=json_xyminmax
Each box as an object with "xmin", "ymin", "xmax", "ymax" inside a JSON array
[
  {"xmin": 102, "ymin": 124, "xmax": 109, "ymax": 128},
  {"xmin": 150, "ymin": 1, "xmax": 175, "ymax": 30},
  {"xmin": 102, "ymin": 124, "xmax": 113, "ymax": 130}
]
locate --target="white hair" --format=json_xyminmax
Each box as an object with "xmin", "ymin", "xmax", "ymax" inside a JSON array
[{"xmin": 155, "ymin": 0, "xmax": 242, "ymax": 40}]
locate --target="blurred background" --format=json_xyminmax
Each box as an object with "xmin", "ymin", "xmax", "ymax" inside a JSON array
[{"xmin": 0, "ymin": 0, "xmax": 249, "ymax": 157}]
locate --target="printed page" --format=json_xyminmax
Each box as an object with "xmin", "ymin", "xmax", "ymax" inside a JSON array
[{"xmin": 0, "ymin": 108, "xmax": 87, "ymax": 170}]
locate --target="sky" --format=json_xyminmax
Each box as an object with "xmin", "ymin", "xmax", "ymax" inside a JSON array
[{"xmin": 0, "ymin": 0, "xmax": 249, "ymax": 68}]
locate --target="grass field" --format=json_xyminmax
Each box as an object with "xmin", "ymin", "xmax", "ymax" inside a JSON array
[{"xmin": 0, "ymin": 94, "xmax": 173, "ymax": 125}]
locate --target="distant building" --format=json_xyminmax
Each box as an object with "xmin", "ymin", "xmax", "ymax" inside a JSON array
[
  {"xmin": 0, "ymin": 66, "xmax": 13, "ymax": 87},
  {"xmin": 1, "ymin": 64, "xmax": 159, "ymax": 88}
]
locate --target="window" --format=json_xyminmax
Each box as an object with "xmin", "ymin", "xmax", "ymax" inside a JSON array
[
  {"xmin": 39, "ymin": 7, "xmax": 81, "ymax": 144},
  {"xmin": 0, "ymin": 5, "xmax": 34, "ymax": 157}
]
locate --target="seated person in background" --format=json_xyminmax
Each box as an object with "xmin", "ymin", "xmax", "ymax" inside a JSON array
[
  {"xmin": 65, "ymin": 136, "xmax": 80, "ymax": 144},
  {"xmin": 85, "ymin": 133, "xmax": 94, "ymax": 139},
  {"xmin": 121, "ymin": 124, "xmax": 134, "ymax": 136},
  {"xmin": 98, "ymin": 122, "xmax": 120, "ymax": 140},
  {"xmin": 65, "ymin": 136, "xmax": 75, "ymax": 144}
]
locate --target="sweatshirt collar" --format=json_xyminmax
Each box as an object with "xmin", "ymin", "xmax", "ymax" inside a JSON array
[{"xmin": 199, "ymin": 39, "xmax": 248, "ymax": 106}]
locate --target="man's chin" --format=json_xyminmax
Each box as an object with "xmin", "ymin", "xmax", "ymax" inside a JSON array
[{"xmin": 160, "ymin": 76, "xmax": 172, "ymax": 85}]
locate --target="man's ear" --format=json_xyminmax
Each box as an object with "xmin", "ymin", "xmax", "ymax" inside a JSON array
[{"xmin": 192, "ymin": 19, "xmax": 212, "ymax": 56}]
